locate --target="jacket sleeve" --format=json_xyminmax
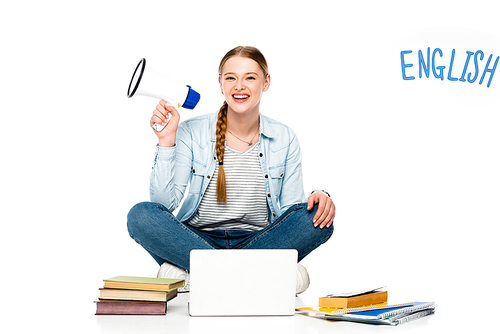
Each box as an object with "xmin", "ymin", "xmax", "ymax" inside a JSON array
[
  {"xmin": 279, "ymin": 128, "xmax": 306, "ymax": 212},
  {"xmin": 149, "ymin": 122, "xmax": 193, "ymax": 211}
]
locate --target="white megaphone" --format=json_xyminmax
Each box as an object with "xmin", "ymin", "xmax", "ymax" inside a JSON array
[{"xmin": 127, "ymin": 58, "xmax": 201, "ymax": 131}]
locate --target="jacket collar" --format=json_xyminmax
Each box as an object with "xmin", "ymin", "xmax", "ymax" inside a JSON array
[{"xmin": 259, "ymin": 113, "xmax": 275, "ymax": 139}]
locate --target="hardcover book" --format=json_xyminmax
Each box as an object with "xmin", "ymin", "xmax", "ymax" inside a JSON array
[
  {"xmin": 103, "ymin": 276, "xmax": 184, "ymax": 291},
  {"xmin": 319, "ymin": 290, "xmax": 388, "ymax": 308},
  {"xmin": 99, "ymin": 287, "xmax": 177, "ymax": 302},
  {"xmin": 95, "ymin": 300, "xmax": 167, "ymax": 315}
]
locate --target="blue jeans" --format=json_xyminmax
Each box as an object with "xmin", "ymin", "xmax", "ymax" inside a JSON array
[{"xmin": 127, "ymin": 202, "xmax": 333, "ymax": 271}]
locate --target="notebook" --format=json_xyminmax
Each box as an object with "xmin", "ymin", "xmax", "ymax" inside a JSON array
[
  {"xmin": 189, "ymin": 249, "xmax": 298, "ymax": 316},
  {"xmin": 299, "ymin": 302, "xmax": 436, "ymax": 326}
]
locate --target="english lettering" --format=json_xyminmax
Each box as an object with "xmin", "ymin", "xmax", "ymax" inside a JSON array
[{"xmin": 400, "ymin": 48, "xmax": 497, "ymax": 88}]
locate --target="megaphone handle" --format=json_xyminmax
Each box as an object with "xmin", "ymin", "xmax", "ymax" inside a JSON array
[{"xmin": 153, "ymin": 122, "xmax": 166, "ymax": 132}]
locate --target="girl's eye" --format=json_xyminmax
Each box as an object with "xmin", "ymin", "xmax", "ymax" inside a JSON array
[{"xmin": 246, "ymin": 76, "xmax": 256, "ymax": 81}]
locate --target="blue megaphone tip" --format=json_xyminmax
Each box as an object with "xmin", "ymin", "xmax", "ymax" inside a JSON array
[{"xmin": 182, "ymin": 86, "xmax": 201, "ymax": 109}]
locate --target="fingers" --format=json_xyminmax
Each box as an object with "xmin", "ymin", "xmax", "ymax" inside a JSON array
[
  {"xmin": 166, "ymin": 101, "xmax": 180, "ymax": 119},
  {"xmin": 313, "ymin": 197, "xmax": 327, "ymax": 227},
  {"xmin": 309, "ymin": 193, "xmax": 335, "ymax": 229},
  {"xmin": 307, "ymin": 195, "xmax": 315, "ymax": 210},
  {"xmin": 151, "ymin": 100, "xmax": 180, "ymax": 131},
  {"xmin": 151, "ymin": 100, "xmax": 170, "ymax": 129},
  {"xmin": 323, "ymin": 203, "xmax": 335, "ymax": 228}
]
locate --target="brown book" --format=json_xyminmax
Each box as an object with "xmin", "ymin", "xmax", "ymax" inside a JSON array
[
  {"xmin": 99, "ymin": 287, "xmax": 177, "ymax": 302},
  {"xmin": 103, "ymin": 276, "xmax": 184, "ymax": 291},
  {"xmin": 319, "ymin": 291, "xmax": 388, "ymax": 309},
  {"xmin": 95, "ymin": 300, "xmax": 167, "ymax": 315}
]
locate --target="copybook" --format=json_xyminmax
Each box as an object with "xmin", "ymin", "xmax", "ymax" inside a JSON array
[
  {"xmin": 296, "ymin": 301, "xmax": 414, "ymax": 316},
  {"xmin": 296, "ymin": 302, "xmax": 435, "ymax": 326}
]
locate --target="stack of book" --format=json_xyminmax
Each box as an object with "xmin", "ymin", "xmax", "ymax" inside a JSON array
[
  {"xmin": 95, "ymin": 276, "xmax": 185, "ymax": 315},
  {"xmin": 297, "ymin": 287, "xmax": 435, "ymax": 326}
]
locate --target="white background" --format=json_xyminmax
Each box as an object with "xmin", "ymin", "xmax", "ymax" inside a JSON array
[{"xmin": 1, "ymin": 1, "xmax": 499, "ymax": 333}]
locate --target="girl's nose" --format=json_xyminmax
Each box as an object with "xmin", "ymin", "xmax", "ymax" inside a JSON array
[{"xmin": 235, "ymin": 79, "xmax": 245, "ymax": 90}]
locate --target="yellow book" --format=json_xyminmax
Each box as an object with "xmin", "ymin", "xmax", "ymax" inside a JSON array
[
  {"xmin": 319, "ymin": 290, "xmax": 388, "ymax": 308},
  {"xmin": 99, "ymin": 287, "xmax": 178, "ymax": 302},
  {"xmin": 103, "ymin": 276, "xmax": 184, "ymax": 291}
]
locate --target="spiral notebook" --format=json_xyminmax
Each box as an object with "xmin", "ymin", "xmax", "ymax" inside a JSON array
[
  {"xmin": 297, "ymin": 301, "xmax": 435, "ymax": 326},
  {"xmin": 296, "ymin": 301, "xmax": 415, "ymax": 316}
]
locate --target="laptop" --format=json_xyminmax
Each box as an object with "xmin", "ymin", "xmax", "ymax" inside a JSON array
[{"xmin": 189, "ymin": 249, "xmax": 297, "ymax": 316}]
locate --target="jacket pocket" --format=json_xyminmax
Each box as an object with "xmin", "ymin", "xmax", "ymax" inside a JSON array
[
  {"xmin": 188, "ymin": 162, "xmax": 206, "ymax": 194},
  {"xmin": 269, "ymin": 165, "xmax": 285, "ymax": 198}
]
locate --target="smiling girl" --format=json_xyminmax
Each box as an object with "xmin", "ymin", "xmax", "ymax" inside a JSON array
[{"xmin": 127, "ymin": 46, "xmax": 335, "ymax": 294}]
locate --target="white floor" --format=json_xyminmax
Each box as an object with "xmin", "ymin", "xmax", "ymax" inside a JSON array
[
  {"xmin": 92, "ymin": 287, "xmax": 436, "ymax": 334},
  {"xmin": 6, "ymin": 260, "xmax": 497, "ymax": 334}
]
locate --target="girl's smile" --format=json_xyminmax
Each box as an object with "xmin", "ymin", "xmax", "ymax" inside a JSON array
[{"xmin": 232, "ymin": 93, "xmax": 250, "ymax": 103}]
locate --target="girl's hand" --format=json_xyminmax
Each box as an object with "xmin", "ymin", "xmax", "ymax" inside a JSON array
[
  {"xmin": 307, "ymin": 191, "xmax": 335, "ymax": 229},
  {"xmin": 151, "ymin": 100, "xmax": 180, "ymax": 147}
]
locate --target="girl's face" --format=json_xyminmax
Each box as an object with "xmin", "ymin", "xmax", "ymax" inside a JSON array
[{"xmin": 219, "ymin": 56, "xmax": 270, "ymax": 115}]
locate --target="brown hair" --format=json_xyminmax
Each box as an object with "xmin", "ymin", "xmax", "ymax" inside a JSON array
[{"xmin": 215, "ymin": 46, "xmax": 269, "ymax": 203}]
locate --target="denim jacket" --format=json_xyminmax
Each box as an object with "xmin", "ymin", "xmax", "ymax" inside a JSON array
[{"xmin": 150, "ymin": 112, "xmax": 306, "ymax": 224}]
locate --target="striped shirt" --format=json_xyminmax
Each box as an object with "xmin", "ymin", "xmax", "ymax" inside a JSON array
[{"xmin": 186, "ymin": 143, "xmax": 269, "ymax": 231}]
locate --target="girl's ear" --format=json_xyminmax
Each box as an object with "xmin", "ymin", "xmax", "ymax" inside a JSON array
[
  {"xmin": 219, "ymin": 75, "xmax": 224, "ymax": 94},
  {"xmin": 263, "ymin": 74, "xmax": 271, "ymax": 92}
]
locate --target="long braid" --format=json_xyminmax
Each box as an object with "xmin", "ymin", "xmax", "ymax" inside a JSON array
[{"xmin": 216, "ymin": 101, "xmax": 228, "ymax": 203}]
